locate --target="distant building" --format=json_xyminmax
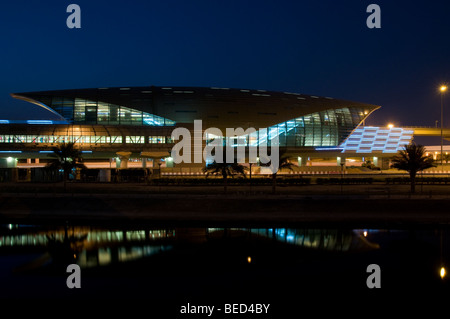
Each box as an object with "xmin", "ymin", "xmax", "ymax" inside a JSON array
[{"xmin": 0, "ymin": 86, "xmax": 418, "ymax": 178}]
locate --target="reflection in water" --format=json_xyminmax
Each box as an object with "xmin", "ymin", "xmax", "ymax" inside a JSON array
[
  {"xmin": 0, "ymin": 226, "xmax": 379, "ymax": 250},
  {"xmin": 80, "ymin": 245, "xmax": 172, "ymax": 268},
  {"xmin": 0, "ymin": 226, "xmax": 379, "ymax": 270},
  {"xmin": 0, "ymin": 224, "xmax": 448, "ymax": 299},
  {"xmin": 46, "ymin": 227, "xmax": 87, "ymax": 265},
  {"xmin": 0, "ymin": 225, "xmax": 176, "ymax": 269},
  {"xmin": 206, "ymin": 228, "xmax": 379, "ymax": 251},
  {"xmin": 2, "ymin": 226, "xmax": 379, "ymax": 273}
]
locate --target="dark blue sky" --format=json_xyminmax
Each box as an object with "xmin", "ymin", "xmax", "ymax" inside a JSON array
[{"xmin": 1, "ymin": 0, "xmax": 450, "ymax": 128}]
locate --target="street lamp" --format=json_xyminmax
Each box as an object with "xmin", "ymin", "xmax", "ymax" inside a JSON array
[{"xmin": 440, "ymin": 85, "xmax": 447, "ymax": 172}]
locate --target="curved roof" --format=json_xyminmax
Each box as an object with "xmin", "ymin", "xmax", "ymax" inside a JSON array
[{"xmin": 12, "ymin": 86, "xmax": 380, "ymax": 130}]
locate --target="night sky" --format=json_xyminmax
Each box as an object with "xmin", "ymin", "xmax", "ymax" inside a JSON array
[{"xmin": 1, "ymin": 0, "xmax": 450, "ymax": 131}]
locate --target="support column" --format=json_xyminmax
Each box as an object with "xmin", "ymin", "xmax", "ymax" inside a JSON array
[
  {"xmin": 381, "ymin": 158, "xmax": 390, "ymax": 170},
  {"xmin": 0, "ymin": 158, "xmax": 17, "ymax": 168},
  {"xmin": 116, "ymin": 152, "xmax": 132, "ymax": 169},
  {"xmin": 165, "ymin": 156, "xmax": 174, "ymax": 168},
  {"xmin": 297, "ymin": 156, "xmax": 306, "ymax": 167},
  {"xmin": 373, "ymin": 156, "xmax": 379, "ymax": 167},
  {"xmin": 337, "ymin": 157, "xmax": 346, "ymax": 167},
  {"xmin": 119, "ymin": 157, "xmax": 129, "ymax": 169}
]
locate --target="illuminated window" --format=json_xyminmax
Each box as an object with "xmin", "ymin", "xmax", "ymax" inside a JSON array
[
  {"xmin": 60, "ymin": 98, "xmax": 175, "ymax": 126},
  {"xmin": 126, "ymin": 136, "xmax": 145, "ymax": 143},
  {"xmin": 97, "ymin": 102, "xmax": 110, "ymax": 124},
  {"xmin": 149, "ymin": 136, "xmax": 166, "ymax": 144},
  {"xmin": 232, "ymin": 107, "xmax": 367, "ymax": 148},
  {"xmin": 111, "ymin": 136, "xmax": 123, "ymax": 144}
]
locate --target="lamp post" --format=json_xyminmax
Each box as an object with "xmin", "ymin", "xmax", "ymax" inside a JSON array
[
  {"xmin": 440, "ymin": 85, "xmax": 447, "ymax": 172},
  {"xmin": 249, "ymin": 162, "xmax": 253, "ymax": 188}
]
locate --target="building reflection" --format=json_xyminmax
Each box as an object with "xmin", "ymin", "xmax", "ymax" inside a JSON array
[
  {"xmin": 205, "ymin": 228, "xmax": 380, "ymax": 252},
  {"xmin": 0, "ymin": 225, "xmax": 381, "ymax": 271},
  {"xmin": 0, "ymin": 225, "xmax": 175, "ymax": 268}
]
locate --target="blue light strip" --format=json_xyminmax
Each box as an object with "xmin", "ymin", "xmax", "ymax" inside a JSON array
[
  {"xmin": 315, "ymin": 147, "xmax": 344, "ymax": 151},
  {"xmin": 26, "ymin": 120, "xmax": 53, "ymax": 124},
  {"xmin": 0, "ymin": 151, "xmax": 22, "ymax": 153}
]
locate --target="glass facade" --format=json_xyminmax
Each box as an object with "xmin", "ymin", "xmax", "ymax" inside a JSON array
[
  {"xmin": 44, "ymin": 97, "xmax": 177, "ymax": 126},
  {"xmin": 270, "ymin": 107, "xmax": 366, "ymax": 147},
  {"xmin": 149, "ymin": 136, "xmax": 171, "ymax": 144},
  {"xmin": 0, "ymin": 135, "xmax": 174, "ymax": 145},
  {"xmin": 207, "ymin": 107, "xmax": 366, "ymax": 148},
  {"xmin": 125, "ymin": 136, "xmax": 145, "ymax": 144}
]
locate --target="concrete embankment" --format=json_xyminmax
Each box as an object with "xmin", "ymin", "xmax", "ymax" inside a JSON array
[{"xmin": 1, "ymin": 192, "xmax": 450, "ymax": 228}]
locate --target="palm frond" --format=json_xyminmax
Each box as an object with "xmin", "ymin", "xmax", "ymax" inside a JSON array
[
  {"xmin": 45, "ymin": 142, "xmax": 86, "ymax": 177},
  {"xmin": 390, "ymin": 143, "xmax": 435, "ymax": 173},
  {"xmin": 203, "ymin": 158, "xmax": 247, "ymax": 179},
  {"xmin": 259, "ymin": 149, "xmax": 298, "ymax": 174}
]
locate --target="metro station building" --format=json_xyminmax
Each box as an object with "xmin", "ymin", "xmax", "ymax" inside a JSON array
[{"xmin": 0, "ymin": 86, "xmax": 418, "ymax": 179}]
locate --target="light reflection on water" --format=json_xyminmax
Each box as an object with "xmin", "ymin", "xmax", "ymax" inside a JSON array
[
  {"xmin": 0, "ymin": 225, "xmax": 176, "ymax": 268},
  {"xmin": 0, "ymin": 224, "xmax": 449, "ymax": 302},
  {"xmin": 0, "ymin": 225, "xmax": 380, "ymax": 271},
  {"xmin": 206, "ymin": 228, "xmax": 379, "ymax": 251}
]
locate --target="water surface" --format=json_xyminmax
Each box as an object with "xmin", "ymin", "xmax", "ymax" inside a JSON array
[{"xmin": 0, "ymin": 223, "xmax": 449, "ymax": 312}]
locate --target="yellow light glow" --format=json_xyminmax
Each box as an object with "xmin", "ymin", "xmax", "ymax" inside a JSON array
[
  {"xmin": 387, "ymin": 124, "xmax": 394, "ymax": 129},
  {"xmin": 440, "ymin": 85, "xmax": 448, "ymax": 92},
  {"xmin": 363, "ymin": 231, "xmax": 368, "ymax": 237},
  {"xmin": 440, "ymin": 267, "xmax": 446, "ymax": 279},
  {"xmin": 247, "ymin": 256, "xmax": 252, "ymax": 263}
]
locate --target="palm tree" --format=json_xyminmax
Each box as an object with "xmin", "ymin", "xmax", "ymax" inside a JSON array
[
  {"xmin": 440, "ymin": 153, "xmax": 450, "ymax": 164},
  {"xmin": 46, "ymin": 142, "xmax": 86, "ymax": 190},
  {"xmin": 202, "ymin": 155, "xmax": 247, "ymax": 194},
  {"xmin": 260, "ymin": 150, "xmax": 298, "ymax": 194},
  {"xmin": 390, "ymin": 143, "xmax": 435, "ymax": 193}
]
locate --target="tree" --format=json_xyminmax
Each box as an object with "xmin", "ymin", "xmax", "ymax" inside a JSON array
[
  {"xmin": 390, "ymin": 143, "xmax": 435, "ymax": 193},
  {"xmin": 362, "ymin": 160, "xmax": 375, "ymax": 169},
  {"xmin": 202, "ymin": 155, "xmax": 247, "ymax": 194},
  {"xmin": 260, "ymin": 150, "xmax": 298, "ymax": 194},
  {"xmin": 46, "ymin": 142, "xmax": 86, "ymax": 189},
  {"xmin": 440, "ymin": 153, "xmax": 450, "ymax": 164}
]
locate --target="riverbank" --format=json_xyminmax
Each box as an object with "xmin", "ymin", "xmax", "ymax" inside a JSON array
[
  {"xmin": 1, "ymin": 181, "xmax": 450, "ymax": 227},
  {"xmin": 2, "ymin": 180, "xmax": 450, "ymax": 195}
]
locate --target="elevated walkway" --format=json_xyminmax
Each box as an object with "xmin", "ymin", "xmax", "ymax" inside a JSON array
[{"xmin": 405, "ymin": 126, "xmax": 450, "ymax": 138}]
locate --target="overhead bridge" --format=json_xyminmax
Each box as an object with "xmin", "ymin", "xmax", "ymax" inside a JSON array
[{"xmin": 404, "ymin": 126, "xmax": 450, "ymax": 138}]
